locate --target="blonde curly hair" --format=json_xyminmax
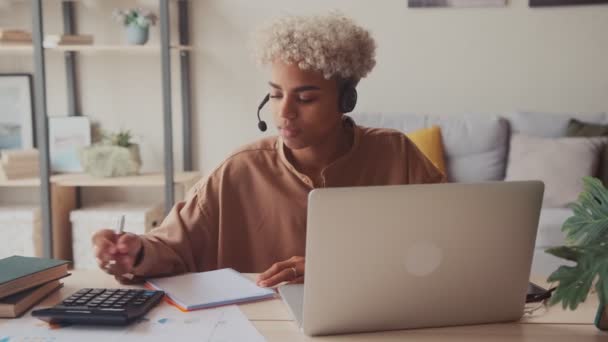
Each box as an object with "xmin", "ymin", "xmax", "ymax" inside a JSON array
[{"xmin": 253, "ymin": 12, "xmax": 376, "ymax": 84}]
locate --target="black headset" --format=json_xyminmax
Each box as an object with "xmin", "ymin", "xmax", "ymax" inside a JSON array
[
  {"xmin": 256, "ymin": 94, "xmax": 270, "ymax": 132},
  {"xmin": 338, "ymin": 82, "xmax": 358, "ymax": 114},
  {"xmin": 256, "ymin": 83, "xmax": 358, "ymax": 132}
]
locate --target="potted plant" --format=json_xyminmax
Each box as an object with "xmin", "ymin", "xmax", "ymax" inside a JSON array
[
  {"xmin": 80, "ymin": 129, "xmax": 142, "ymax": 177},
  {"xmin": 546, "ymin": 176, "xmax": 608, "ymax": 330},
  {"xmin": 112, "ymin": 8, "xmax": 158, "ymax": 45}
]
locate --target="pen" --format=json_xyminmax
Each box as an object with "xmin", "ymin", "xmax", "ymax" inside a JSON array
[
  {"xmin": 107, "ymin": 215, "xmax": 126, "ymax": 267},
  {"xmin": 105, "ymin": 214, "xmax": 135, "ymax": 280},
  {"xmin": 115, "ymin": 214, "xmax": 125, "ymax": 235}
]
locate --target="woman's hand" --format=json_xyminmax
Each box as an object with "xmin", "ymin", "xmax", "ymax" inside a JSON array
[
  {"xmin": 92, "ymin": 229, "xmax": 142, "ymax": 282},
  {"xmin": 256, "ymin": 256, "xmax": 304, "ymax": 287}
]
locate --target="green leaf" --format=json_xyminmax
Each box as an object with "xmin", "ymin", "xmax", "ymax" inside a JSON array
[
  {"xmin": 562, "ymin": 177, "xmax": 608, "ymax": 246},
  {"xmin": 546, "ymin": 246, "xmax": 582, "ymax": 262},
  {"xmin": 547, "ymin": 243, "xmax": 608, "ymax": 310},
  {"xmin": 547, "ymin": 177, "xmax": 608, "ymax": 311}
]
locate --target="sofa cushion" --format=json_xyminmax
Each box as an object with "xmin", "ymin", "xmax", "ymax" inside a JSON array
[
  {"xmin": 566, "ymin": 119, "xmax": 608, "ymax": 186},
  {"xmin": 505, "ymin": 134, "xmax": 606, "ymax": 207},
  {"xmin": 535, "ymin": 208, "xmax": 572, "ymax": 248},
  {"xmin": 506, "ymin": 111, "xmax": 608, "ymax": 137},
  {"xmin": 353, "ymin": 113, "xmax": 509, "ymax": 182},
  {"xmin": 533, "ymin": 207, "xmax": 576, "ymax": 276},
  {"xmin": 406, "ymin": 126, "xmax": 447, "ymax": 175}
]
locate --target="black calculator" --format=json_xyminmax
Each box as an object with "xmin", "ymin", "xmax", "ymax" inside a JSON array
[{"xmin": 32, "ymin": 288, "xmax": 164, "ymax": 326}]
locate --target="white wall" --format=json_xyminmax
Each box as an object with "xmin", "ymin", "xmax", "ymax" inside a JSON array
[
  {"xmin": 193, "ymin": 0, "xmax": 608, "ymax": 175},
  {"xmin": 1, "ymin": 0, "xmax": 607, "ymax": 184}
]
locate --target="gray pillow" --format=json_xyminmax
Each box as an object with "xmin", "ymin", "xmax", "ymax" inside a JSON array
[
  {"xmin": 353, "ymin": 113, "xmax": 509, "ymax": 182},
  {"xmin": 505, "ymin": 134, "xmax": 606, "ymax": 208},
  {"xmin": 506, "ymin": 111, "xmax": 608, "ymax": 138}
]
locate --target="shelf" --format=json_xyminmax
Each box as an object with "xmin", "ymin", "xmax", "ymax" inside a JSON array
[
  {"xmin": 52, "ymin": 171, "xmax": 200, "ymax": 187},
  {"xmin": 0, "ymin": 44, "xmax": 32, "ymax": 53},
  {"xmin": 0, "ymin": 177, "xmax": 41, "ymax": 187},
  {"xmin": 0, "ymin": 44, "xmax": 193, "ymax": 54},
  {"xmin": 0, "ymin": 172, "xmax": 200, "ymax": 188}
]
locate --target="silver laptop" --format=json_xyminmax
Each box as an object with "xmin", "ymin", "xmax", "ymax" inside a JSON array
[{"xmin": 278, "ymin": 181, "xmax": 544, "ymax": 336}]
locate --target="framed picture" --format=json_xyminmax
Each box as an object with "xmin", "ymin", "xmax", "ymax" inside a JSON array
[
  {"xmin": 0, "ymin": 74, "xmax": 35, "ymax": 151},
  {"xmin": 49, "ymin": 116, "xmax": 91, "ymax": 173},
  {"xmin": 409, "ymin": 0, "xmax": 507, "ymax": 7},
  {"xmin": 530, "ymin": 0, "xmax": 608, "ymax": 6}
]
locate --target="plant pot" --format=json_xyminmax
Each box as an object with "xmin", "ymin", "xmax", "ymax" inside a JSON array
[
  {"xmin": 596, "ymin": 300, "xmax": 607, "ymax": 331},
  {"xmin": 80, "ymin": 144, "xmax": 142, "ymax": 177},
  {"xmin": 126, "ymin": 23, "xmax": 149, "ymax": 45}
]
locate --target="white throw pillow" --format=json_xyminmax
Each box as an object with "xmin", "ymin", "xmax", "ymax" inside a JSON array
[{"xmin": 505, "ymin": 134, "xmax": 607, "ymax": 208}]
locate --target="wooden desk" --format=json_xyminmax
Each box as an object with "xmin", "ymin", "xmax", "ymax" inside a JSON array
[{"xmin": 15, "ymin": 270, "xmax": 608, "ymax": 341}]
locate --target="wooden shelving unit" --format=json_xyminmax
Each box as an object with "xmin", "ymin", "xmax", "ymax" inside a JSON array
[
  {"xmin": 51, "ymin": 171, "xmax": 200, "ymax": 187},
  {"xmin": 0, "ymin": 0, "xmax": 194, "ymax": 260},
  {"xmin": 0, "ymin": 171, "xmax": 200, "ymax": 262}
]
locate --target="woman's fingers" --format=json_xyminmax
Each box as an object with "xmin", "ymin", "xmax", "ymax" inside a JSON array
[
  {"xmin": 258, "ymin": 267, "xmax": 297, "ymax": 287},
  {"xmin": 257, "ymin": 256, "xmax": 305, "ymax": 287},
  {"xmin": 257, "ymin": 259, "xmax": 292, "ymax": 283}
]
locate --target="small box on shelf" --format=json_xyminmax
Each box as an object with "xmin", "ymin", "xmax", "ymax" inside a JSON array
[
  {"xmin": 0, "ymin": 149, "xmax": 40, "ymax": 182},
  {"xmin": 69, "ymin": 202, "xmax": 164, "ymax": 270},
  {"xmin": 0, "ymin": 206, "xmax": 42, "ymax": 259}
]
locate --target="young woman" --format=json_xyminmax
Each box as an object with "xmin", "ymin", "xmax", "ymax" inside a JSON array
[{"xmin": 92, "ymin": 12, "xmax": 445, "ymax": 287}]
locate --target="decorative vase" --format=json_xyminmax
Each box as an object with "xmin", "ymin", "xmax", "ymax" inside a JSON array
[
  {"xmin": 126, "ymin": 23, "xmax": 149, "ymax": 45},
  {"xmin": 80, "ymin": 144, "xmax": 142, "ymax": 177}
]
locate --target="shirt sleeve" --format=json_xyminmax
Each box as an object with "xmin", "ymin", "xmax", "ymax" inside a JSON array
[
  {"xmin": 406, "ymin": 137, "xmax": 448, "ymax": 184},
  {"xmin": 130, "ymin": 177, "xmax": 220, "ymax": 278}
]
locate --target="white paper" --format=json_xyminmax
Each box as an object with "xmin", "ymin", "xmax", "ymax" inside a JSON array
[
  {"xmin": 0, "ymin": 305, "xmax": 265, "ymax": 342},
  {"xmin": 146, "ymin": 268, "xmax": 275, "ymax": 310}
]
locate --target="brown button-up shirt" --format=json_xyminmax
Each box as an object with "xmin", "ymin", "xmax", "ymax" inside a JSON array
[{"xmin": 132, "ymin": 119, "xmax": 446, "ymax": 277}]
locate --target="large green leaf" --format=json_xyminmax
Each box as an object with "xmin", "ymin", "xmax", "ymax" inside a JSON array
[
  {"xmin": 545, "ymin": 246, "xmax": 583, "ymax": 262},
  {"xmin": 547, "ymin": 244, "xmax": 608, "ymax": 310},
  {"xmin": 562, "ymin": 177, "xmax": 608, "ymax": 245}
]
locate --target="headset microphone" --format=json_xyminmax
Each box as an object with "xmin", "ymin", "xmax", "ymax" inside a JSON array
[{"xmin": 257, "ymin": 94, "xmax": 270, "ymax": 132}]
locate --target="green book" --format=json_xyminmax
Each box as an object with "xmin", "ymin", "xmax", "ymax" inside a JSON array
[
  {"xmin": 0, "ymin": 279, "xmax": 63, "ymax": 318},
  {"xmin": 0, "ymin": 255, "xmax": 70, "ymax": 299}
]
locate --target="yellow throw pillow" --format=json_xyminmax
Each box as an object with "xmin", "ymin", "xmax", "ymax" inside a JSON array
[{"xmin": 406, "ymin": 126, "xmax": 447, "ymax": 175}]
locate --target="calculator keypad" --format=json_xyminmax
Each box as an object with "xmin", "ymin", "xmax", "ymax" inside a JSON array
[{"xmin": 61, "ymin": 288, "xmax": 159, "ymax": 311}]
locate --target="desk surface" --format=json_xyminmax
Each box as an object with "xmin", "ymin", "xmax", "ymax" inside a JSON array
[{"xmin": 9, "ymin": 270, "xmax": 607, "ymax": 341}]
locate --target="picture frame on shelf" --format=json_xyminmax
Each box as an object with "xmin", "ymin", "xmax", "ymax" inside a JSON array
[
  {"xmin": 530, "ymin": 0, "xmax": 608, "ymax": 6},
  {"xmin": 408, "ymin": 0, "xmax": 507, "ymax": 7},
  {"xmin": 49, "ymin": 116, "xmax": 91, "ymax": 173},
  {"xmin": 0, "ymin": 73, "xmax": 35, "ymax": 151}
]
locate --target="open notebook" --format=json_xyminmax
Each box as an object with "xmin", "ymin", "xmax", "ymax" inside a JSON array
[{"xmin": 145, "ymin": 268, "xmax": 275, "ymax": 311}]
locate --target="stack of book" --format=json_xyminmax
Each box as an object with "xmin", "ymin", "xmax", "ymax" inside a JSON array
[
  {"xmin": 0, "ymin": 255, "xmax": 70, "ymax": 318},
  {"xmin": 43, "ymin": 34, "xmax": 94, "ymax": 47},
  {"xmin": 0, "ymin": 149, "xmax": 39, "ymax": 180},
  {"xmin": 0, "ymin": 29, "xmax": 32, "ymax": 44}
]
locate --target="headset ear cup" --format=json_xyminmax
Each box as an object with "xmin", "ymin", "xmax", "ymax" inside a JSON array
[{"xmin": 339, "ymin": 86, "xmax": 358, "ymax": 113}]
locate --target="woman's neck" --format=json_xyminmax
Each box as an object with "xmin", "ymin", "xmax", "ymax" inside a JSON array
[{"xmin": 285, "ymin": 121, "xmax": 353, "ymax": 178}]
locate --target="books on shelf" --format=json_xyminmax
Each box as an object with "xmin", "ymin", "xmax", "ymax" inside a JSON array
[
  {"xmin": 0, "ymin": 149, "xmax": 39, "ymax": 181},
  {"xmin": 1, "ymin": 148, "xmax": 39, "ymax": 164},
  {"xmin": 0, "ymin": 279, "xmax": 62, "ymax": 318},
  {"xmin": 0, "ymin": 29, "xmax": 32, "ymax": 43},
  {"xmin": 43, "ymin": 34, "xmax": 94, "ymax": 47},
  {"xmin": 0, "ymin": 255, "xmax": 70, "ymax": 299}
]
